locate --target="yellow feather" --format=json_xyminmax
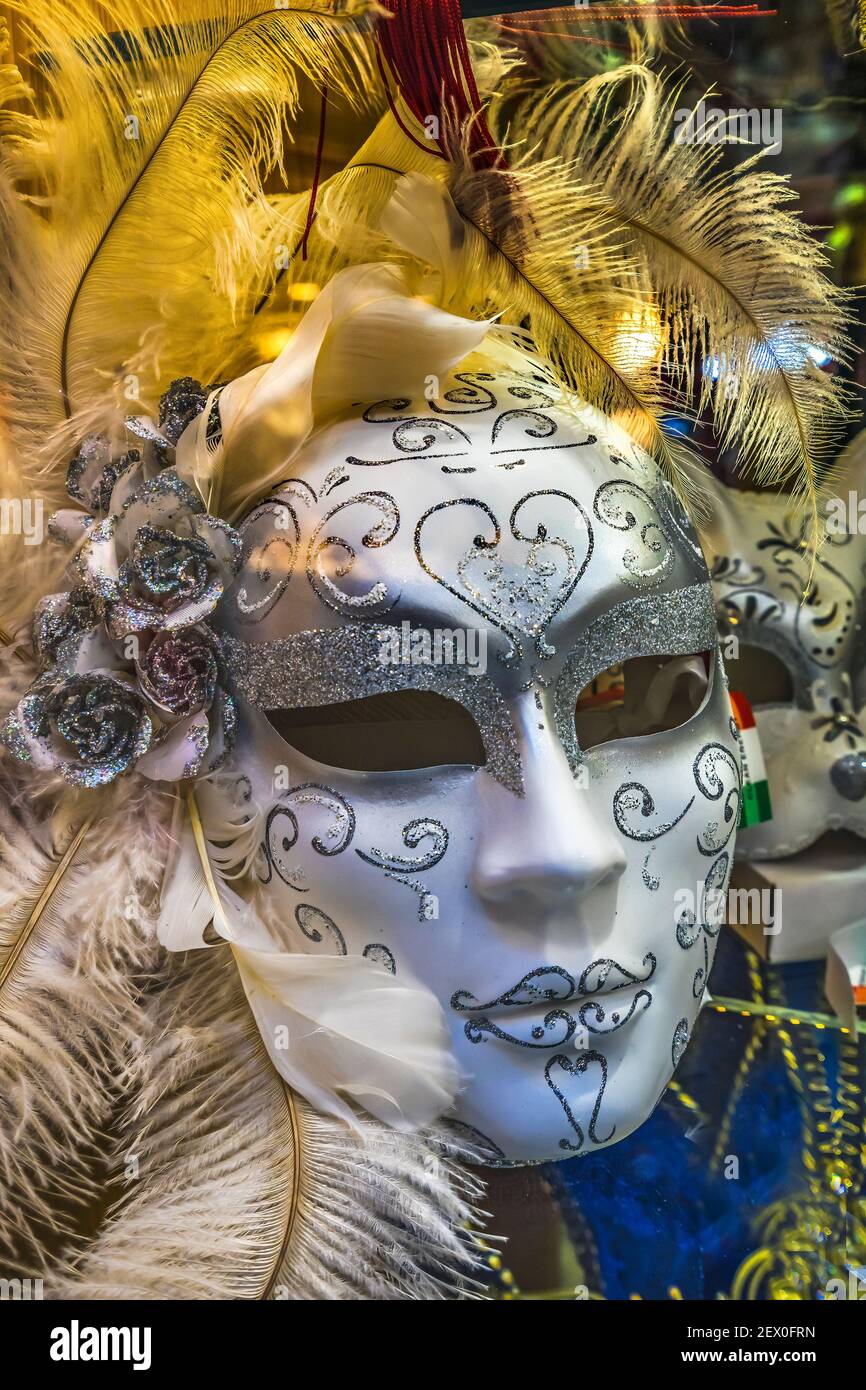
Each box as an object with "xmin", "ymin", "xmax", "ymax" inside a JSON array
[
  {"xmin": 308, "ymin": 106, "xmax": 700, "ymax": 494},
  {"xmin": 0, "ymin": 0, "xmax": 379, "ymax": 492},
  {"xmin": 488, "ymin": 65, "xmax": 856, "ymax": 556}
]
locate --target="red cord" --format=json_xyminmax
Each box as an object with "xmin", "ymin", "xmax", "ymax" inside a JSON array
[{"xmin": 377, "ymin": 0, "xmax": 504, "ymax": 169}]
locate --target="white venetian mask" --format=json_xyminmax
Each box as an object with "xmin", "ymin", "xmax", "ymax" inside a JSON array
[
  {"xmin": 216, "ymin": 360, "xmax": 741, "ymax": 1163},
  {"xmin": 700, "ymin": 470, "xmax": 866, "ymax": 962}
]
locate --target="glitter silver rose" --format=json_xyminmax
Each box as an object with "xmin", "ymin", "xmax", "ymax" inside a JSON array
[
  {"xmin": 1, "ymin": 387, "xmax": 240, "ymax": 787},
  {"xmin": 77, "ymin": 470, "xmax": 241, "ymax": 638},
  {"xmin": 2, "ymin": 672, "xmax": 152, "ymax": 788}
]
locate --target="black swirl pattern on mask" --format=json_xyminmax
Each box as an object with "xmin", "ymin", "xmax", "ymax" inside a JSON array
[
  {"xmin": 676, "ymin": 851, "xmax": 730, "ymax": 969},
  {"xmin": 505, "ymin": 378, "xmax": 558, "ymax": 409},
  {"xmin": 234, "ymin": 480, "xmax": 316, "ymax": 625},
  {"xmin": 347, "ymin": 410, "xmax": 472, "ymax": 466},
  {"xmin": 356, "ymin": 817, "xmax": 448, "ymax": 923},
  {"xmin": 593, "ymin": 480, "xmax": 676, "ymax": 589},
  {"xmin": 757, "ymin": 522, "xmax": 859, "ymax": 674},
  {"xmin": 710, "ymin": 554, "xmax": 768, "ymax": 589},
  {"xmin": 464, "ymin": 1008, "xmax": 578, "ymax": 1049},
  {"xmin": 321, "ymin": 466, "xmax": 350, "ymax": 496},
  {"xmin": 546, "ymin": 1050, "xmax": 615, "ymax": 1152},
  {"xmin": 414, "ymin": 490, "xmax": 593, "ymax": 667},
  {"xmin": 712, "ymin": 516, "xmax": 861, "ymax": 702},
  {"xmin": 294, "ymin": 903, "xmax": 346, "ymax": 955},
  {"xmin": 613, "ymin": 782, "xmax": 695, "ymax": 841},
  {"xmin": 654, "ymin": 479, "xmax": 708, "ymax": 576},
  {"xmin": 362, "ymin": 942, "xmax": 397, "ymax": 974},
  {"xmin": 451, "ymin": 965, "xmax": 577, "ymax": 1012},
  {"xmin": 579, "ymin": 954, "xmax": 656, "ymax": 993},
  {"xmin": 671, "ymin": 1017, "xmax": 690, "ymax": 1068},
  {"xmin": 578, "ymin": 988, "xmax": 653, "ymax": 1034},
  {"xmin": 429, "ymin": 372, "xmax": 498, "ymax": 415},
  {"xmin": 306, "ymin": 492, "xmax": 400, "ymax": 617},
  {"xmin": 466, "ymin": 986, "xmax": 653, "ymax": 1048},
  {"xmin": 259, "ymin": 783, "xmax": 356, "ymax": 888},
  {"xmin": 452, "ymin": 956, "xmax": 655, "ymax": 1014},
  {"xmin": 692, "ymin": 935, "xmax": 711, "ymax": 999},
  {"xmin": 490, "ymin": 407, "xmax": 596, "ymax": 455}
]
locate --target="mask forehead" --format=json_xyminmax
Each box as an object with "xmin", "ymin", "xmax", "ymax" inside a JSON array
[{"xmin": 223, "ymin": 368, "xmax": 710, "ymax": 692}]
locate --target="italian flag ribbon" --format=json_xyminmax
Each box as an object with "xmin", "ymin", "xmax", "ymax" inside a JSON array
[{"xmin": 730, "ymin": 690, "xmax": 772, "ymax": 828}]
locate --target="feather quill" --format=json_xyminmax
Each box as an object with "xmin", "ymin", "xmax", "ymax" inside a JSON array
[
  {"xmin": 488, "ymin": 65, "xmax": 855, "ymax": 548},
  {"xmin": 374, "ymin": 158, "xmax": 696, "ymax": 481},
  {"xmin": 270, "ymin": 104, "xmax": 698, "ymax": 498}
]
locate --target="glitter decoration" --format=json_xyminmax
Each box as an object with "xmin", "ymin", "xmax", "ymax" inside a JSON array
[
  {"xmin": 220, "ymin": 622, "xmax": 524, "ymax": 795},
  {"xmin": 67, "ymin": 435, "xmax": 141, "ymax": 515},
  {"xmin": 413, "ymin": 490, "xmax": 593, "ymax": 666},
  {"xmin": 32, "ymin": 588, "xmax": 103, "ymax": 670},
  {"xmin": 356, "ymin": 817, "xmax": 449, "ymax": 922},
  {"xmin": 1, "ymin": 672, "xmax": 152, "ymax": 787},
  {"xmin": 294, "ymin": 903, "xmax": 347, "ymax": 955},
  {"xmin": 553, "ymin": 583, "xmax": 717, "ymax": 772},
  {"xmin": 671, "ymin": 1017, "xmax": 690, "ymax": 1068},
  {"xmin": 137, "ymin": 625, "xmax": 222, "ymax": 717},
  {"xmin": 362, "ymin": 943, "xmax": 397, "ymax": 974},
  {"xmin": 593, "ymin": 479, "xmax": 677, "ymax": 589},
  {"xmin": 159, "ymin": 375, "xmax": 226, "ymax": 447},
  {"xmin": 77, "ymin": 470, "xmax": 242, "ymax": 638}
]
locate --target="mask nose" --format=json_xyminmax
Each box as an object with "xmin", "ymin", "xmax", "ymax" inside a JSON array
[
  {"xmin": 831, "ymin": 751, "xmax": 866, "ymax": 802},
  {"xmin": 471, "ymin": 695, "xmax": 626, "ymax": 920}
]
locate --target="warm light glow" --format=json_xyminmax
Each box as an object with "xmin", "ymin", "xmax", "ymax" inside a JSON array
[
  {"xmin": 255, "ymin": 327, "xmax": 294, "ymax": 360},
  {"xmin": 613, "ymin": 305, "xmax": 664, "ymax": 371},
  {"xmin": 290, "ymin": 281, "xmax": 320, "ymax": 304}
]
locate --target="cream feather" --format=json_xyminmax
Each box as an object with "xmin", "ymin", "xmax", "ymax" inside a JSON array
[
  {"xmin": 0, "ymin": 0, "xmax": 379, "ymax": 493},
  {"xmin": 55, "ymin": 945, "xmax": 489, "ymax": 1300},
  {"xmin": 0, "ymin": 733, "xmax": 170, "ymax": 1276},
  {"xmin": 374, "ymin": 158, "xmax": 697, "ymax": 482},
  {"xmin": 488, "ymin": 65, "xmax": 856, "ymax": 549},
  {"xmin": 259, "ymin": 101, "xmax": 699, "ymax": 503}
]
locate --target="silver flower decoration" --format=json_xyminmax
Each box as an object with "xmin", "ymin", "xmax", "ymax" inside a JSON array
[{"xmin": 76, "ymin": 470, "xmax": 241, "ymax": 639}]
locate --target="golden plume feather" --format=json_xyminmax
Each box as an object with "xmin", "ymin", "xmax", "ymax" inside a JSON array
[
  {"xmin": 272, "ymin": 104, "xmax": 700, "ymax": 502},
  {"xmin": 0, "ymin": 0, "xmax": 379, "ymax": 493},
  {"xmin": 825, "ymin": 0, "xmax": 866, "ymax": 51},
  {"xmin": 487, "ymin": 65, "xmax": 856, "ymax": 550}
]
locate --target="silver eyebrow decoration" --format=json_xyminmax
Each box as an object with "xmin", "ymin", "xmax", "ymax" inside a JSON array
[
  {"xmin": 219, "ymin": 622, "xmax": 524, "ymax": 795},
  {"xmin": 552, "ymin": 583, "xmax": 719, "ymax": 771}
]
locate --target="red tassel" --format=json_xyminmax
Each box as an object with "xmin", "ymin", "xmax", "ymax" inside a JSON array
[{"xmin": 376, "ymin": 0, "xmax": 504, "ymax": 169}]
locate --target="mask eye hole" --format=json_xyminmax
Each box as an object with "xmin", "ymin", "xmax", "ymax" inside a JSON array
[
  {"xmin": 264, "ymin": 690, "xmax": 487, "ymax": 772},
  {"xmin": 723, "ymin": 643, "xmax": 794, "ymax": 706},
  {"xmin": 574, "ymin": 652, "xmax": 711, "ymax": 751}
]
